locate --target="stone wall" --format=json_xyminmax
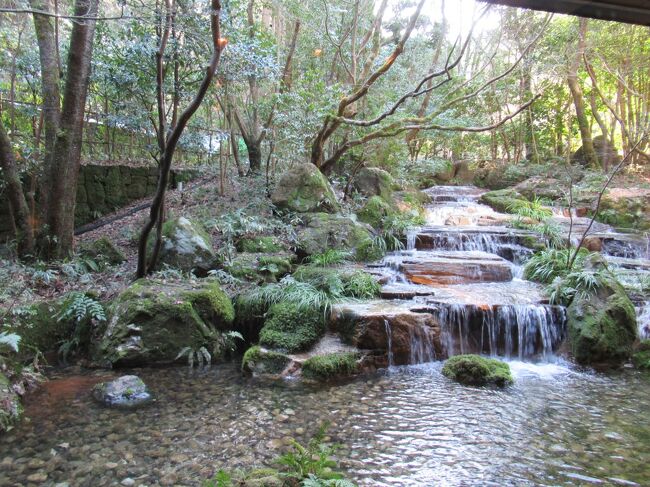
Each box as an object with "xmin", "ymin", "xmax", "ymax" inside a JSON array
[{"xmin": 0, "ymin": 164, "xmax": 198, "ymax": 240}]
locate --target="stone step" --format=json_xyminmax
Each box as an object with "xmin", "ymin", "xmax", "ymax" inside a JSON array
[{"xmin": 398, "ymin": 250, "xmax": 513, "ymax": 286}]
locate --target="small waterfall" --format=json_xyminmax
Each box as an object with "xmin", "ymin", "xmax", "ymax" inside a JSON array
[
  {"xmin": 435, "ymin": 303, "xmax": 566, "ymax": 360},
  {"xmin": 409, "ymin": 324, "xmax": 437, "ymax": 364},
  {"xmin": 637, "ymin": 302, "xmax": 650, "ymax": 340},
  {"xmin": 384, "ymin": 319, "xmax": 394, "ymax": 367},
  {"xmin": 406, "ymin": 228, "xmax": 419, "ymax": 251}
]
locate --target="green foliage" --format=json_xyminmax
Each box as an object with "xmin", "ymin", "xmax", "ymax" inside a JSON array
[
  {"xmin": 507, "ymin": 197, "xmax": 552, "ymax": 222},
  {"xmin": 259, "ymin": 303, "xmax": 324, "ymax": 353},
  {"xmin": 302, "ymin": 352, "xmax": 359, "ymax": 380},
  {"xmin": 524, "ymin": 248, "xmax": 588, "ymax": 284},
  {"xmin": 306, "ymin": 249, "xmax": 353, "ymax": 267},
  {"xmin": 236, "ymin": 236, "xmax": 282, "ymax": 253},
  {"xmin": 442, "ymin": 354, "xmax": 513, "ymax": 387},
  {"xmin": 0, "ymin": 332, "xmax": 21, "ymax": 354},
  {"xmin": 275, "ymin": 422, "xmax": 348, "ymax": 483},
  {"xmin": 55, "ymin": 292, "xmax": 106, "ymax": 361}
]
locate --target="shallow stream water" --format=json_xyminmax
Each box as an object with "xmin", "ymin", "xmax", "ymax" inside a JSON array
[{"xmin": 1, "ymin": 362, "xmax": 649, "ymax": 486}]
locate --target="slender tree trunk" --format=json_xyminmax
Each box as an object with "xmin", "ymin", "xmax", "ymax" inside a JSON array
[
  {"xmin": 567, "ymin": 18, "xmax": 598, "ymax": 168},
  {"xmin": 41, "ymin": 0, "xmax": 99, "ymax": 259},
  {"xmin": 0, "ymin": 119, "xmax": 34, "ymax": 256}
]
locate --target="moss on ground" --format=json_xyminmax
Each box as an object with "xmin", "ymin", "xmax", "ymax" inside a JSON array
[
  {"xmin": 259, "ymin": 303, "xmax": 325, "ymax": 353},
  {"xmin": 236, "ymin": 236, "xmax": 283, "ymax": 253},
  {"xmin": 442, "ymin": 354, "xmax": 513, "ymax": 387},
  {"xmin": 79, "ymin": 237, "xmax": 126, "ymax": 265},
  {"xmin": 302, "ymin": 352, "xmax": 360, "ymax": 380},
  {"xmin": 358, "ymin": 196, "xmax": 396, "ymax": 228}
]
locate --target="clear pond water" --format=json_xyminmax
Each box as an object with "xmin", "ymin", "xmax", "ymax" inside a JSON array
[{"xmin": 1, "ymin": 362, "xmax": 649, "ymax": 486}]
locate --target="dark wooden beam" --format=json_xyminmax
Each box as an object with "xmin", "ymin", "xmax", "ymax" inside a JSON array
[{"xmin": 480, "ymin": 0, "xmax": 650, "ymax": 26}]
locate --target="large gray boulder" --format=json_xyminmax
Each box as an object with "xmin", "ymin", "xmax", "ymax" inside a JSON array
[
  {"xmin": 295, "ymin": 213, "xmax": 380, "ymax": 261},
  {"xmin": 92, "ymin": 375, "xmax": 152, "ymax": 408},
  {"xmin": 271, "ymin": 163, "xmax": 339, "ymax": 213},
  {"xmin": 352, "ymin": 167, "xmax": 395, "ymax": 198},
  {"xmin": 153, "ymin": 217, "xmax": 217, "ymax": 274},
  {"xmin": 96, "ymin": 279, "xmax": 235, "ymax": 367}
]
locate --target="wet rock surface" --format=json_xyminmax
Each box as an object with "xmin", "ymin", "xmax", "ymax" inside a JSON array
[{"xmin": 92, "ymin": 376, "xmax": 152, "ymax": 408}]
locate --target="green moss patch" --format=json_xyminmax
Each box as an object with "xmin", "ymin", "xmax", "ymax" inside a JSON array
[
  {"xmin": 79, "ymin": 237, "xmax": 126, "ymax": 266},
  {"xmin": 479, "ymin": 189, "xmax": 527, "ymax": 214},
  {"xmin": 442, "ymin": 354, "xmax": 513, "ymax": 387},
  {"xmin": 236, "ymin": 236, "xmax": 283, "ymax": 253},
  {"xmin": 302, "ymin": 352, "xmax": 360, "ymax": 380},
  {"xmin": 259, "ymin": 303, "xmax": 325, "ymax": 353}
]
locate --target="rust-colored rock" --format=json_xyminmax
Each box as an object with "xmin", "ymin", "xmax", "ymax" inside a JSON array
[{"xmin": 399, "ymin": 251, "xmax": 512, "ymax": 286}]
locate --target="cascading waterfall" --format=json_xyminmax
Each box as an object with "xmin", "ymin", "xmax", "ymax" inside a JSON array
[
  {"xmin": 409, "ymin": 324, "xmax": 437, "ymax": 364},
  {"xmin": 434, "ymin": 303, "xmax": 566, "ymax": 360},
  {"xmin": 384, "ymin": 319, "xmax": 394, "ymax": 367}
]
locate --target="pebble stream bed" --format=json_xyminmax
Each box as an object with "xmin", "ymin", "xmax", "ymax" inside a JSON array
[{"xmin": 1, "ymin": 362, "xmax": 649, "ymax": 486}]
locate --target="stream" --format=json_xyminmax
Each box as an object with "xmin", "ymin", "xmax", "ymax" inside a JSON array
[{"xmin": 1, "ymin": 185, "xmax": 649, "ymax": 486}]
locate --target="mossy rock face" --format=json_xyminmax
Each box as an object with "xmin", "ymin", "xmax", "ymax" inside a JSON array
[
  {"xmin": 441, "ymin": 354, "xmax": 513, "ymax": 387},
  {"xmin": 0, "ymin": 372, "xmax": 23, "ymax": 432},
  {"xmin": 150, "ymin": 217, "xmax": 218, "ymax": 274},
  {"xmin": 241, "ymin": 346, "xmax": 291, "ymax": 376},
  {"xmin": 224, "ymin": 253, "xmax": 294, "ymax": 283},
  {"xmin": 479, "ymin": 189, "xmax": 526, "ymax": 213},
  {"xmin": 567, "ymin": 271, "xmax": 637, "ymax": 367},
  {"xmin": 302, "ymin": 352, "xmax": 360, "ymax": 381},
  {"xmin": 271, "ymin": 163, "xmax": 339, "ymax": 213},
  {"xmin": 358, "ymin": 196, "xmax": 396, "ymax": 228},
  {"xmin": 296, "ymin": 213, "xmax": 380, "ymax": 262},
  {"xmin": 259, "ymin": 303, "xmax": 325, "ymax": 353},
  {"xmin": 353, "ymin": 167, "xmax": 395, "ymax": 199},
  {"xmin": 632, "ymin": 341, "xmax": 650, "ymax": 370},
  {"xmin": 236, "ymin": 236, "xmax": 283, "ymax": 253},
  {"xmin": 96, "ymin": 279, "xmax": 234, "ymax": 367},
  {"xmin": 598, "ymin": 190, "xmax": 650, "ymax": 231},
  {"xmin": 79, "ymin": 237, "xmax": 126, "ymax": 266}
]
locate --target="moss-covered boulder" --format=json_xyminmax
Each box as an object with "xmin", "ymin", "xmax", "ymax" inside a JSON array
[
  {"xmin": 296, "ymin": 213, "xmax": 382, "ymax": 262},
  {"xmin": 271, "ymin": 163, "xmax": 339, "ymax": 213},
  {"xmin": 151, "ymin": 217, "xmax": 217, "ymax": 274},
  {"xmin": 632, "ymin": 341, "xmax": 650, "ymax": 371},
  {"xmin": 259, "ymin": 303, "xmax": 325, "ymax": 353},
  {"xmin": 241, "ymin": 346, "xmax": 291, "ymax": 376},
  {"xmin": 79, "ymin": 237, "xmax": 126, "ymax": 266},
  {"xmin": 479, "ymin": 188, "xmax": 527, "ymax": 213},
  {"xmin": 572, "ymin": 135, "xmax": 621, "ymax": 168},
  {"xmin": 566, "ymin": 271, "xmax": 637, "ymax": 367},
  {"xmin": 0, "ymin": 372, "xmax": 22, "ymax": 432},
  {"xmin": 598, "ymin": 188, "xmax": 650, "ymax": 231},
  {"xmin": 358, "ymin": 196, "xmax": 396, "ymax": 228},
  {"xmin": 441, "ymin": 354, "xmax": 513, "ymax": 387},
  {"xmin": 224, "ymin": 253, "xmax": 294, "ymax": 283},
  {"xmin": 353, "ymin": 167, "xmax": 395, "ymax": 199},
  {"xmin": 235, "ymin": 235, "xmax": 283, "ymax": 253},
  {"xmin": 96, "ymin": 279, "xmax": 235, "ymax": 367},
  {"xmin": 302, "ymin": 352, "xmax": 360, "ymax": 381}
]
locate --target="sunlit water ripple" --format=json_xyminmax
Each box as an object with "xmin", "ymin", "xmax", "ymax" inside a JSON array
[{"xmin": 0, "ymin": 362, "xmax": 649, "ymax": 486}]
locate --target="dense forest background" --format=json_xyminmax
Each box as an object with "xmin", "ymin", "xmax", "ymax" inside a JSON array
[{"xmin": 0, "ymin": 0, "xmax": 648, "ymax": 261}]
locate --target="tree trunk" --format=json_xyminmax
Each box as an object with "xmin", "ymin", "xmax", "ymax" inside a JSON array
[
  {"xmin": 0, "ymin": 119, "xmax": 34, "ymax": 256},
  {"xmin": 567, "ymin": 18, "xmax": 598, "ymax": 168},
  {"xmin": 244, "ymin": 136, "xmax": 262, "ymax": 174},
  {"xmin": 41, "ymin": 0, "xmax": 99, "ymax": 259},
  {"xmin": 29, "ymin": 0, "xmax": 61, "ymax": 210}
]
